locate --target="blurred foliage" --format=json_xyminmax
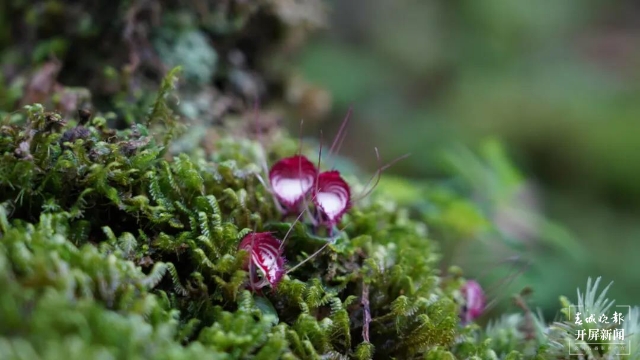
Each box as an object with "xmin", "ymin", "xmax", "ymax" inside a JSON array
[
  {"xmin": 375, "ymin": 139, "xmax": 590, "ymax": 316},
  {"xmin": 0, "ymin": 0, "xmax": 328, "ymax": 124},
  {"xmin": 295, "ymin": 0, "xmax": 640, "ymax": 313}
]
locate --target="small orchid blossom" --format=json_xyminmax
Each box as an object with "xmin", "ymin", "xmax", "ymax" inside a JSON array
[
  {"xmin": 313, "ymin": 170, "xmax": 351, "ymax": 228},
  {"xmin": 460, "ymin": 280, "xmax": 485, "ymax": 323},
  {"xmin": 268, "ymin": 155, "xmax": 318, "ymax": 211},
  {"xmin": 239, "ymin": 232, "xmax": 286, "ymax": 289},
  {"xmin": 254, "ymin": 105, "xmax": 406, "ymax": 243},
  {"xmin": 243, "ymin": 106, "xmax": 411, "ymax": 295}
]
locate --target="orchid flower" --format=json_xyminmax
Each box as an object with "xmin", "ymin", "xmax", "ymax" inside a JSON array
[
  {"xmin": 243, "ymin": 105, "xmax": 411, "ymax": 294},
  {"xmin": 313, "ymin": 170, "xmax": 351, "ymax": 229},
  {"xmin": 254, "ymin": 104, "xmax": 407, "ymax": 244},
  {"xmin": 460, "ymin": 280, "xmax": 485, "ymax": 323},
  {"xmin": 239, "ymin": 232, "xmax": 286, "ymax": 290},
  {"xmin": 268, "ymin": 155, "xmax": 318, "ymax": 212}
]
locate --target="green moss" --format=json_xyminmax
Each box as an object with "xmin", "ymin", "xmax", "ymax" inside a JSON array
[
  {"xmin": 0, "ymin": 68, "xmax": 461, "ymax": 358},
  {"xmin": 153, "ymin": 25, "xmax": 218, "ymax": 86}
]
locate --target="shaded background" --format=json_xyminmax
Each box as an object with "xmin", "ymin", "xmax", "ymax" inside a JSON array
[{"xmin": 287, "ymin": 0, "xmax": 640, "ymax": 317}]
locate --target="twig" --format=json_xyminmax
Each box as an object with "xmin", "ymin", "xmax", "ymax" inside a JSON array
[
  {"xmin": 513, "ymin": 291, "xmax": 536, "ymax": 341},
  {"xmin": 362, "ymin": 281, "xmax": 371, "ymax": 343}
]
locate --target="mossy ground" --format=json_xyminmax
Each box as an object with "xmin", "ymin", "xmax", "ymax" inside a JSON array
[
  {"xmin": 1, "ymin": 1, "xmax": 639, "ymax": 359},
  {"xmin": 0, "ymin": 87, "xmax": 461, "ymax": 358}
]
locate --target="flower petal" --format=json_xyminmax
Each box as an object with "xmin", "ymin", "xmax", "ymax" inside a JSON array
[
  {"xmin": 269, "ymin": 155, "xmax": 318, "ymax": 209},
  {"xmin": 239, "ymin": 232, "xmax": 286, "ymax": 288},
  {"xmin": 461, "ymin": 280, "xmax": 485, "ymax": 323},
  {"xmin": 313, "ymin": 170, "xmax": 351, "ymax": 225}
]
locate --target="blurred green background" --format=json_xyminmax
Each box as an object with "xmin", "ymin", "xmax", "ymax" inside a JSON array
[{"xmin": 288, "ymin": 0, "xmax": 640, "ymax": 317}]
